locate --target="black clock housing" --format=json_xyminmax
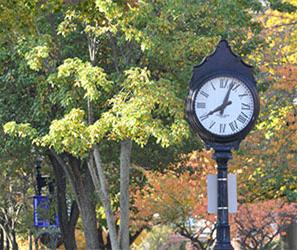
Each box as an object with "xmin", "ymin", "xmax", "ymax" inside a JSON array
[{"xmin": 186, "ymin": 40, "xmax": 260, "ymax": 149}]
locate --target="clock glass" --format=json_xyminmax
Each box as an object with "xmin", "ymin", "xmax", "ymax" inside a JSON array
[{"xmin": 194, "ymin": 76, "xmax": 254, "ymax": 136}]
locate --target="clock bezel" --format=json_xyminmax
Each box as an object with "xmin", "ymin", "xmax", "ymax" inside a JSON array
[{"xmin": 187, "ymin": 72, "xmax": 260, "ymax": 143}]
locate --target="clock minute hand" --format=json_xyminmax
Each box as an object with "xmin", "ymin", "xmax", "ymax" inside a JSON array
[{"xmin": 220, "ymin": 82, "xmax": 234, "ymax": 115}]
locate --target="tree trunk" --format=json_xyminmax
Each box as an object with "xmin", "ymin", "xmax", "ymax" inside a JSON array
[
  {"xmin": 0, "ymin": 229, "xmax": 3, "ymax": 250},
  {"xmin": 11, "ymin": 230, "xmax": 18, "ymax": 250},
  {"xmin": 5, "ymin": 234, "xmax": 9, "ymax": 250},
  {"xmin": 68, "ymin": 156, "xmax": 101, "ymax": 250},
  {"xmin": 50, "ymin": 152, "xmax": 101, "ymax": 250},
  {"xmin": 49, "ymin": 154, "xmax": 79, "ymax": 250},
  {"xmin": 28, "ymin": 231, "xmax": 33, "ymax": 250},
  {"xmin": 0, "ymin": 228, "xmax": 11, "ymax": 250},
  {"xmin": 34, "ymin": 237, "xmax": 38, "ymax": 250},
  {"xmin": 119, "ymin": 140, "xmax": 132, "ymax": 250},
  {"xmin": 287, "ymin": 220, "xmax": 297, "ymax": 250},
  {"xmin": 91, "ymin": 146, "xmax": 120, "ymax": 250},
  {"xmin": 282, "ymin": 220, "xmax": 297, "ymax": 250}
]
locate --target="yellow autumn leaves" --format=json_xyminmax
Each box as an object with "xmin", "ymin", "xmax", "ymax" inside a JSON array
[{"xmin": 4, "ymin": 66, "xmax": 189, "ymax": 158}]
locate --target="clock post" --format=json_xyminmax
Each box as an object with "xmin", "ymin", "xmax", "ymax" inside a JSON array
[
  {"xmin": 186, "ymin": 40, "xmax": 260, "ymax": 250},
  {"xmin": 212, "ymin": 145, "xmax": 233, "ymax": 250}
]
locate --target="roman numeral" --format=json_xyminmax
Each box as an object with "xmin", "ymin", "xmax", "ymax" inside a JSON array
[
  {"xmin": 239, "ymin": 93, "xmax": 248, "ymax": 98},
  {"xmin": 229, "ymin": 121, "xmax": 238, "ymax": 132},
  {"xmin": 220, "ymin": 124, "xmax": 226, "ymax": 133},
  {"xmin": 209, "ymin": 121, "xmax": 216, "ymax": 129},
  {"xmin": 220, "ymin": 79, "xmax": 228, "ymax": 88},
  {"xmin": 232, "ymin": 83, "xmax": 240, "ymax": 91},
  {"xmin": 241, "ymin": 103, "xmax": 251, "ymax": 110},
  {"xmin": 211, "ymin": 82, "xmax": 216, "ymax": 90},
  {"xmin": 200, "ymin": 114, "xmax": 208, "ymax": 121},
  {"xmin": 196, "ymin": 102, "xmax": 206, "ymax": 109},
  {"xmin": 237, "ymin": 112, "xmax": 248, "ymax": 123},
  {"xmin": 200, "ymin": 91, "xmax": 209, "ymax": 98},
  {"xmin": 241, "ymin": 112, "xmax": 249, "ymax": 118}
]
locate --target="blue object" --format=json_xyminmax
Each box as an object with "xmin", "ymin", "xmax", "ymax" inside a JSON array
[
  {"xmin": 54, "ymin": 214, "xmax": 59, "ymax": 227},
  {"xmin": 33, "ymin": 195, "xmax": 50, "ymax": 227},
  {"xmin": 33, "ymin": 195, "xmax": 59, "ymax": 228}
]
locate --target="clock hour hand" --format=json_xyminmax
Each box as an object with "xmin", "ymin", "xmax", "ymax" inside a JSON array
[
  {"xmin": 206, "ymin": 101, "xmax": 232, "ymax": 116},
  {"xmin": 220, "ymin": 82, "xmax": 234, "ymax": 115}
]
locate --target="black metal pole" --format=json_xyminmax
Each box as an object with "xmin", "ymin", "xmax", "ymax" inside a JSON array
[{"xmin": 213, "ymin": 149, "xmax": 234, "ymax": 250}]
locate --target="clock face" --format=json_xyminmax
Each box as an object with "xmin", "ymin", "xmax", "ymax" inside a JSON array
[{"xmin": 194, "ymin": 76, "xmax": 255, "ymax": 136}]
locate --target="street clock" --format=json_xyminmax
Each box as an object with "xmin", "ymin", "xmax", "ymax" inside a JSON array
[
  {"xmin": 186, "ymin": 40, "xmax": 259, "ymax": 149},
  {"xmin": 186, "ymin": 40, "xmax": 260, "ymax": 250}
]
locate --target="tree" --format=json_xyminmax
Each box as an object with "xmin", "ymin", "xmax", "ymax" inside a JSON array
[
  {"xmin": 234, "ymin": 200, "xmax": 297, "ymax": 250},
  {"xmin": 48, "ymin": 155, "xmax": 80, "ymax": 250},
  {"xmin": 0, "ymin": 152, "xmax": 34, "ymax": 250},
  {"xmin": 133, "ymin": 150, "xmax": 217, "ymax": 249},
  {"xmin": 0, "ymin": 26, "xmax": 82, "ymax": 248},
  {"xmin": 233, "ymin": 0, "xmax": 297, "ymax": 202},
  {"xmin": 228, "ymin": 2, "xmax": 297, "ymax": 248}
]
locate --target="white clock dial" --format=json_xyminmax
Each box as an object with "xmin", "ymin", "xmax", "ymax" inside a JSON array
[{"xmin": 194, "ymin": 76, "xmax": 254, "ymax": 136}]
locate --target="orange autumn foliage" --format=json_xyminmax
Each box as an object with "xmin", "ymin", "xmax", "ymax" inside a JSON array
[
  {"xmin": 133, "ymin": 150, "xmax": 216, "ymax": 229},
  {"xmin": 230, "ymin": 106, "xmax": 297, "ymax": 202},
  {"xmin": 234, "ymin": 200, "xmax": 297, "ymax": 249},
  {"xmin": 273, "ymin": 65, "xmax": 297, "ymax": 91}
]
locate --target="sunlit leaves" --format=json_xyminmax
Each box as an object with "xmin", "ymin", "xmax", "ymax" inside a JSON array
[
  {"xmin": 96, "ymin": 67, "xmax": 189, "ymax": 147},
  {"xmin": 25, "ymin": 46, "xmax": 50, "ymax": 71},
  {"xmin": 96, "ymin": 0, "xmax": 122, "ymax": 22},
  {"xmin": 39, "ymin": 108, "xmax": 91, "ymax": 157},
  {"xmin": 3, "ymin": 121, "xmax": 37, "ymax": 140},
  {"xmin": 3, "ymin": 63, "xmax": 189, "ymax": 157},
  {"xmin": 258, "ymin": 1, "xmax": 297, "ymax": 66},
  {"xmin": 54, "ymin": 57, "xmax": 112, "ymax": 101},
  {"xmin": 58, "ymin": 2, "xmax": 117, "ymax": 39},
  {"xmin": 57, "ymin": 10, "xmax": 79, "ymax": 37}
]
